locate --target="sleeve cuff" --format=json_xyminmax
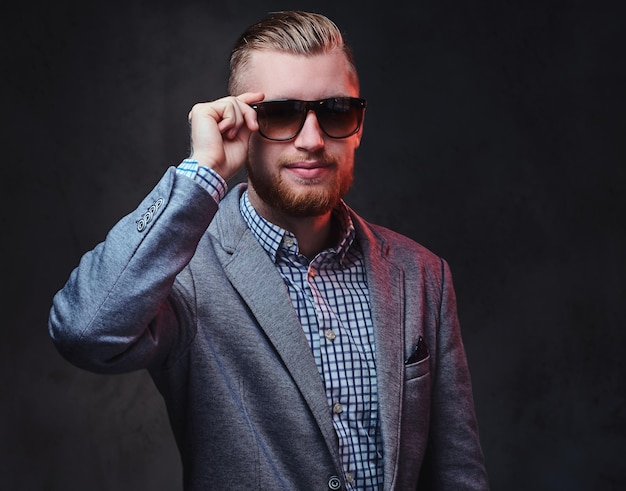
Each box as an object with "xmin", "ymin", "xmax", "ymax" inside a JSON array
[{"xmin": 176, "ymin": 159, "xmax": 228, "ymax": 203}]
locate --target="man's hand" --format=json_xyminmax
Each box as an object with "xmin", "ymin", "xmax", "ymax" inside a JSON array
[{"xmin": 188, "ymin": 92, "xmax": 264, "ymax": 181}]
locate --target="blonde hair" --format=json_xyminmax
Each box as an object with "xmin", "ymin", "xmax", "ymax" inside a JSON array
[{"xmin": 228, "ymin": 11, "xmax": 358, "ymax": 95}]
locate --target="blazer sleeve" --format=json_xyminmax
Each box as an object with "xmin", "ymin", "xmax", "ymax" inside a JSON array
[
  {"xmin": 421, "ymin": 259, "xmax": 489, "ymax": 490},
  {"xmin": 48, "ymin": 167, "xmax": 218, "ymax": 373}
]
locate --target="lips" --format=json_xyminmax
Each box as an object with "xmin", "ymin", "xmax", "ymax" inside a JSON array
[{"xmin": 284, "ymin": 161, "xmax": 332, "ymax": 180}]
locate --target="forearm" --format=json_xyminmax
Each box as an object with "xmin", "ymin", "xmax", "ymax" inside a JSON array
[{"xmin": 48, "ymin": 167, "xmax": 219, "ymax": 373}]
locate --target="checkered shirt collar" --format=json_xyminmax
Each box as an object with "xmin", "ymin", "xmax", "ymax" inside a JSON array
[{"xmin": 240, "ymin": 190, "xmax": 356, "ymax": 264}]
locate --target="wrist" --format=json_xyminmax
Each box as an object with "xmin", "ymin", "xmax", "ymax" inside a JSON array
[
  {"xmin": 189, "ymin": 152, "xmax": 230, "ymax": 181},
  {"xmin": 177, "ymin": 160, "xmax": 228, "ymax": 202}
]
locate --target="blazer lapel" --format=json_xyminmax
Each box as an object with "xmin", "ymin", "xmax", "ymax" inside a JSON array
[
  {"xmin": 353, "ymin": 214, "xmax": 405, "ymax": 491},
  {"xmin": 212, "ymin": 186, "xmax": 342, "ymax": 467}
]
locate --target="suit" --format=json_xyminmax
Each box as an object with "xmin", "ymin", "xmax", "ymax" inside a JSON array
[{"xmin": 49, "ymin": 167, "xmax": 488, "ymax": 490}]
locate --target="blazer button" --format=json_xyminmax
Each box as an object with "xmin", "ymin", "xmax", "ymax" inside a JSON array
[{"xmin": 327, "ymin": 476, "xmax": 342, "ymax": 490}]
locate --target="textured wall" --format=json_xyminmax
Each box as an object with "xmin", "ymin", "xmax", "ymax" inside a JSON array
[{"xmin": 2, "ymin": 0, "xmax": 625, "ymax": 489}]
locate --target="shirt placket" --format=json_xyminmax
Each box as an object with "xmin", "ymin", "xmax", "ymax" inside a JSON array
[{"xmin": 307, "ymin": 256, "xmax": 361, "ymax": 489}]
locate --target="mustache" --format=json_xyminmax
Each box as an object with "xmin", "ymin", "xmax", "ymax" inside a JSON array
[{"xmin": 278, "ymin": 150, "xmax": 337, "ymax": 166}]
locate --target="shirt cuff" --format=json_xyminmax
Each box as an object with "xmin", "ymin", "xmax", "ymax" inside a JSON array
[{"xmin": 176, "ymin": 159, "xmax": 228, "ymax": 203}]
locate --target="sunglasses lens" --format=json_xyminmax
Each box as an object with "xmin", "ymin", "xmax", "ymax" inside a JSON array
[
  {"xmin": 253, "ymin": 98, "xmax": 365, "ymax": 141},
  {"xmin": 256, "ymin": 101, "xmax": 305, "ymax": 141},
  {"xmin": 317, "ymin": 98, "xmax": 363, "ymax": 138}
]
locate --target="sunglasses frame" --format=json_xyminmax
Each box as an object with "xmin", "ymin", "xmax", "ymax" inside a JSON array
[{"xmin": 250, "ymin": 97, "xmax": 367, "ymax": 141}]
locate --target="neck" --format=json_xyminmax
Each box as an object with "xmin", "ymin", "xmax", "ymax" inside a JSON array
[
  {"xmin": 283, "ymin": 214, "xmax": 335, "ymax": 259},
  {"xmin": 247, "ymin": 189, "xmax": 337, "ymax": 259}
]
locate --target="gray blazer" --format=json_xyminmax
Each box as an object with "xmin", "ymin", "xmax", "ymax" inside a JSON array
[{"xmin": 50, "ymin": 168, "xmax": 488, "ymax": 490}]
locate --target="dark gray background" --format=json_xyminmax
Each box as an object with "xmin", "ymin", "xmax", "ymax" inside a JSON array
[{"xmin": 2, "ymin": 0, "xmax": 625, "ymax": 489}]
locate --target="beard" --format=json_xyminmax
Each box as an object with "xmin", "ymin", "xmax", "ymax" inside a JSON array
[{"xmin": 246, "ymin": 152, "xmax": 354, "ymax": 218}]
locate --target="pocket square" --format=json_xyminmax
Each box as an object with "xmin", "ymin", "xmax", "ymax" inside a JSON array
[{"xmin": 405, "ymin": 336, "xmax": 429, "ymax": 364}]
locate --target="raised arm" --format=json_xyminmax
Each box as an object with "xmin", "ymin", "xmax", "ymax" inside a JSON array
[{"xmin": 48, "ymin": 93, "xmax": 263, "ymax": 373}]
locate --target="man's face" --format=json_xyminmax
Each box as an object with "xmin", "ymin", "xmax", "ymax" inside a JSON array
[{"xmin": 242, "ymin": 50, "xmax": 362, "ymax": 220}]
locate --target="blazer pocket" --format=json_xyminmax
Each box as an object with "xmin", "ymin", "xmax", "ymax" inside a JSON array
[{"xmin": 405, "ymin": 355, "xmax": 430, "ymax": 381}]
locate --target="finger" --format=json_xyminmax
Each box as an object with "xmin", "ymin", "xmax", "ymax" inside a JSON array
[
  {"xmin": 236, "ymin": 92, "xmax": 265, "ymax": 132},
  {"xmin": 220, "ymin": 93, "xmax": 265, "ymax": 139},
  {"xmin": 236, "ymin": 91, "xmax": 265, "ymax": 104},
  {"xmin": 216, "ymin": 101, "xmax": 243, "ymax": 139}
]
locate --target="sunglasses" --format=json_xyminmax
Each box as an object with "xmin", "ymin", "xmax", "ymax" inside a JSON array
[{"xmin": 250, "ymin": 97, "xmax": 366, "ymax": 141}]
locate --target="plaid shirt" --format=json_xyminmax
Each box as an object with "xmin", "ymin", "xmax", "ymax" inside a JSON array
[{"xmin": 178, "ymin": 161, "xmax": 384, "ymax": 490}]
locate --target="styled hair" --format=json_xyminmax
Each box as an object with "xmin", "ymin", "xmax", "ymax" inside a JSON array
[{"xmin": 228, "ymin": 11, "xmax": 358, "ymax": 95}]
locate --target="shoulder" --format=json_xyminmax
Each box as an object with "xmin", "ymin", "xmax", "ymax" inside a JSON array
[
  {"xmin": 348, "ymin": 208, "xmax": 449, "ymax": 282},
  {"xmin": 350, "ymin": 208, "xmax": 441, "ymax": 259},
  {"xmin": 371, "ymin": 221, "xmax": 436, "ymax": 257}
]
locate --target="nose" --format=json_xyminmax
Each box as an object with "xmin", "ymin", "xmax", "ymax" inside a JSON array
[{"xmin": 293, "ymin": 110, "xmax": 324, "ymax": 151}]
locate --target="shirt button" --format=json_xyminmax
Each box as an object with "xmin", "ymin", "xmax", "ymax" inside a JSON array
[
  {"xmin": 325, "ymin": 329, "xmax": 336, "ymax": 341},
  {"xmin": 283, "ymin": 236, "xmax": 294, "ymax": 247},
  {"xmin": 332, "ymin": 402, "xmax": 343, "ymax": 415},
  {"xmin": 346, "ymin": 472, "xmax": 354, "ymax": 484}
]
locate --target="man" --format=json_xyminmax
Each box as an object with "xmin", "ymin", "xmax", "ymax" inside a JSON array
[{"xmin": 49, "ymin": 11, "xmax": 489, "ymax": 491}]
